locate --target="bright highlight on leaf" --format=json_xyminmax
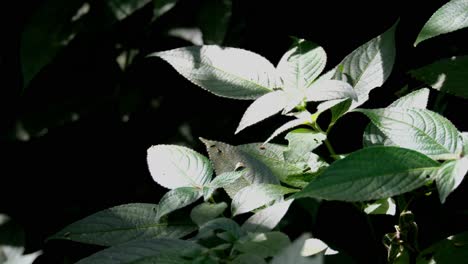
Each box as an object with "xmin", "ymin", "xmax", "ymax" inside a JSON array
[
  {"xmin": 147, "ymin": 145, "xmax": 213, "ymax": 189},
  {"xmin": 414, "ymin": 0, "xmax": 468, "ymax": 46},
  {"xmin": 150, "ymin": 46, "xmax": 279, "ymax": 99}
]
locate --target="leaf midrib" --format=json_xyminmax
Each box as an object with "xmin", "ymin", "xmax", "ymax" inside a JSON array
[{"xmin": 64, "ymin": 222, "xmax": 195, "ymax": 236}]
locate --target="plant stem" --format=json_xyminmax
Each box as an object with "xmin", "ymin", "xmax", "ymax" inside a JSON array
[{"xmin": 324, "ymin": 139, "xmax": 337, "ymax": 158}]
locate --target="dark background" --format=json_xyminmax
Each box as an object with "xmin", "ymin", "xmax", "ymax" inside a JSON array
[{"xmin": 1, "ymin": 0, "xmax": 467, "ymax": 263}]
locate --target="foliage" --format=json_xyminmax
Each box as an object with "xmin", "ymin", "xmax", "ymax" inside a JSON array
[{"xmin": 10, "ymin": 0, "xmax": 467, "ymax": 263}]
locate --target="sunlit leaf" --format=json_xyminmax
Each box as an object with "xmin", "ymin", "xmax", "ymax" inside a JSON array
[
  {"xmin": 357, "ymin": 108, "xmax": 463, "ymax": 160},
  {"xmin": 241, "ymin": 200, "xmax": 293, "ymax": 233},
  {"xmin": 271, "ymin": 234, "xmax": 323, "ymax": 264},
  {"xmin": 231, "ymin": 184, "xmax": 297, "ymax": 216},
  {"xmin": 151, "ymin": 46, "xmax": 279, "ymax": 99},
  {"xmin": 305, "ymin": 80, "xmax": 357, "ymax": 102},
  {"xmin": 277, "ymin": 39, "xmax": 326, "ymax": 91},
  {"xmin": 147, "ymin": 145, "xmax": 213, "ymax": 189},
  {"xmin": 236, "ymin": 91, "xmax": 287, "ymax": 134},
  {"xmin": 294, "ymin": 147, "xmax": 440, "ymax": 201},
  {"xmin": 414, "ymin": 0, "xmax": 468, "ymax": 46},
  {"xmin": 200, "ymin": 138, "xmax": 279, "ymax": 197},
  {"xmin": 156, "ymin": 187, "xmax": 202, "ymax": 221},
  {"xmin": 364, "ymin": 198, "xmax": 396, "ymax": 215},
  {"xmin": 434, "ymin": 157, "xmax": 468, "ymax": 203}
]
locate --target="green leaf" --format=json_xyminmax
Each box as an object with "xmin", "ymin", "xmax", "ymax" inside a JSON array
[
  {"xmin": 409, "ymin": 56, "xmax": 468, "ymax": 99},
  {"xmin": 241, "ymin": 200, "xmax": 293, "ymax": 233},
  {"xmin": 414, "ymin": 0, "xmax": 468, "ymax": 46},
  {"xmin": 363, "ymin": 198, "xmax": 396, "ymax": 215},
  {"xmin": 203, "ymin": 171, "xmax": 245, "ymax": 200},
  {"xmin": 107, "ymin": 0, "xmax": 152, "ymax": 21},
  {"xmin": 356, "ymin": 108, "xmax": 463, "ymax": 160},
  {"xmin": 462, "ymin": 132, "xmax": 468, "ymax": 154},
  {"xmin": 306, "ymin": 80, "xmax": 357, "ymax": 102},
  {"xmin": 235, "ymin": 232, "xmax": 291, "ymax": 258},
  {"xmin": 236, "ymin": 91, "xmax": 287, "ymax": 134},
  {"xmin": 389, "ymin": 88, "xmax": 430, "ymax": 108},
  {"xmin": 156, "ymin": 187, "xmax": 202, "ymax": 221},
  {"xmin": 153, "ymin": 0, "xmax": 178, "ymax": 19},
  {"xmin": 190, "ymin": 202, "xmax": 228, "ymax": 226},
  {"xmin": 271, "ymin": 234, "xmax": 323, "ymax": 264},
  {"xmin": 284, "ymin": 128, "xmax": 326, "ymax": 163},
  {"xmin": 238, "ymin": 143, "xmax": 308, "ymax": 182},
  {"xmin": 75, "ymin": 238, "xmax": 204, "ymax": 264},
  {"xmin": 331, "ymin": 21, "xmax": 397, "ymax": 115},
  {"xmin": 302, "ymin": 238, "xmax": 338, "ymax": 256},
  {"xmin": 150, "ymin": 46, "xmax": 279, "ymax": 100},
  {"xmin": 363, "ymin": 88, "xmax": 430, "ymax": 147},
  {"xmin": 197, "ymin": 0, "xmax": 232, "ymax": 44},
  {"xmin": 231, "ymin": 184, "xmax": 297, "ymax": 216},
  {"xmin": 416, "ymin": 231, "xmax": 468, "ymax": 264},
  {"xmin": 276, "ymin": 39, "xmax": 327, "ymax": 91},
  {"xmin": 198, "ymin": 218, "xmax": 244, "ymax": 241},
  {"xmin": 49, "ymin": 204, "xmax": 196, "ymax": 246},
  {"xmin": 434, "ymin": 157, "xmax": 468, "ymax": 203},
  {"xmin": 20, "ymin": 0, "xmax": 86, "ymax": 89},
  {"xmin": 147, "ymin": 145, "xmax": 213, "ymax": 189},
  {"xmin": 294, "ymin": 147, "xmax": 440, "ymax": 201},
  {"xmin": 265, "ymin": 111, "xmax": 313, "ymax": 143},
  {"xmin": 231, "ymin": 254, "xmax": 267, "ymax": 264},
  {"xmin": 200, "ymin": 138, "xmax": 279, "ymax": 197},
  {"xmin": 209, "ymin": 171, "xmax": 246, "ymax": 189}
]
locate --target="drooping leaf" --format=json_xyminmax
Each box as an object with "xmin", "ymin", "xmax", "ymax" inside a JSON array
[
  {"xmin": 190, "ymin": 202, "xmax": 228, "ymax": 226},
  {"xmin": 236, "ymin": 91, "xmax": 287, "ymax": 134},
  {"xmin": 241, "ymin": 199, "xmax": 293, "ymax": 233},
  {"xmin": 153, "ymin": 0, "xmax": 179, "ymax": 19},
  {"xmin": 75, "ymin": 238, "xmax": 204, "ymax": 264},
  {"xmin": 231, "ymin": 254, "xmax": 267, "ymax": 264},
  {"xmin": 200, "ymin": 138, "xmax": 279, "ymax": 197},
  {"xmin": 434, "ymin": 157, "xmax": 468, "ymax": 203},
  {"xmin": 462, "ymin": 132, "xmax": 468, "ymax": 154},
  {"xmin": 409, "ymin": 56, "xmax": 468, "ymax": 99},
  {"xmin": 150, "ymin": 46, "xmax": 279, "ymax": 99},
  {"xmin": 147, "ymin": 145, "xmax": 213, "ymax": 189},
  {"xmin": 364, "ymin": 198, "xmax": 396, "ymax": 215},
  {"xmin": 330, "ymin": 21, "xmax": 397, "ymax": 117},
  {"xmin": 363, "ymin": 88, "xmax": 430, "ymax": 147},
  {"xmin": 271, "ymin": 234, "xmax": 323, "ymax": 264},
  {"xmin": 156, "ymin": 187, "xmax": 202, "ymax": 221},
  {"xmin": 20, "ymin": 0, "xmax": 86, "ymax": 89},
  {"xmin": 284, "ymin": 129, "xmax": 326, "ymax": 163},
  {"xmin": 416, "ymin": 231, "xmax": 468, "ymax": 264},
  {"xmin": 197, "ymin": 0, "xmax": 232, "ymax": 44},
  {"xmin": 235, "ymin": 232, "xmax": 291, "ymax": 258},
  {"xmin": 294, "ymin": 146, "xmax": 440, "ymax": 201},
  {"xmin": 306, "ymin": 80, "xmax": 357, "ymax": 102},
  {"xmin": 49, "ymin": 204, "xmax": 196, "ymax": 246},
  {"xmin": 414, "ymin": 0, "xmax": 468, "ymax": 46},
  {"xmin": 357, "ymin": 108, "xmax": 463, "ymax": 160},
  {"xmin": 107, "ymin": 0, "xmax": 152, "ymax": 21},
  {"xmin": 276, "ymin": 39, "xmax": 327, "ymax": 91},
  {"xmin": 197, "ymin": 218, "xmax": 244, "ymax": 241},
  {"xmin": 231, "ymin": 184, "xmax": 297, "ymax": 216}
]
